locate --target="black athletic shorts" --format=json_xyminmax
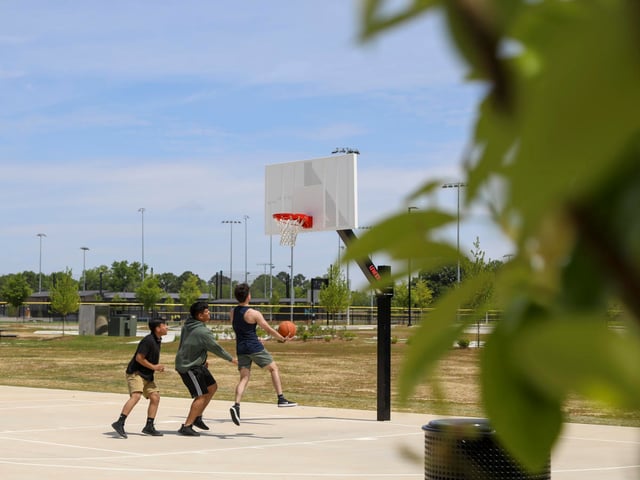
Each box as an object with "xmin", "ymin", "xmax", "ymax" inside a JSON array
[{"xmin": 178, "ymin": 365, "xmax": 217, "ymax": 398}]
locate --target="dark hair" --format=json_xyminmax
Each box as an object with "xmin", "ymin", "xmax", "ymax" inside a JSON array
[
  {"xmin": 190, "ymin": 301, "xmax": 209, "ymax": 319},
  {"xmin": 148, "ymin": 318, "xmax": 167, "ymax": 331},
  {"xmin": 234, "ymin": 283, "xmax": 250, "ymax": 302}
]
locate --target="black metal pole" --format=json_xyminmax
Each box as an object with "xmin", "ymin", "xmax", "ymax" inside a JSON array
[
  {"xmin": 338, "ymin": 230, "xmax": 394, "ymax": 421},
  {"xmin": 376, "ymin": 264, "xmax": 392, "ymax": 421}
]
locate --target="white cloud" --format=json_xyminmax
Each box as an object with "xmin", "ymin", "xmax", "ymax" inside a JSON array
[{"xmin": 0, "ymin": 2, "xmax": 509, "ymax": 282}]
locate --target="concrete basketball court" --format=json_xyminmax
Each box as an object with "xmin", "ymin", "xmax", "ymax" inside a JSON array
[{"xmin": 0, "ymin": 386, "xmax": 639, "ymax": 479}]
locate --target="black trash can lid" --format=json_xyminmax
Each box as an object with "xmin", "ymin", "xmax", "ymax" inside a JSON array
[{"xmin": 422, "ymin": 418, "xmax": 494, "ymax": 434}]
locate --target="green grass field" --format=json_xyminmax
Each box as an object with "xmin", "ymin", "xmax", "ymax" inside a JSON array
[{"xmin": 1, "ymin": 321, "xmax": 637, "ymax": 426}]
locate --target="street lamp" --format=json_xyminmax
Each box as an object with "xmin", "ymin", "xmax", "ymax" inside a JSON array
[
  {"xmin": 80, "ymin": 246, "xmax": 89, "ymax": 291},
  {"xmin": 442, "ymin": 182, "xmax": 467, "ymax": 283},
  {"xmin": 37, "ymin": 233, "xmax": 46, "ymax": 292},
  {"xmin": 138, "ymin": 208, "xmax": 145, "ymax": 281},
  {"xmin": 222, "ymin": 220, "xmax": 241, "ymax": 297},
  {"xmin": 243, "ymin": 215, "xmax": 249, "ymax": 284},
  {"xmin": 407, "ymin": 206, "xmax": 418, "ymax": 326}
]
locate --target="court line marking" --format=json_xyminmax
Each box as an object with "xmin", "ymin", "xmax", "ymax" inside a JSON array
[
  {"xmin": 552, "ymin": 465, "xmax": 640, "ymax": 473},
  {"xmin": 0, "ymin": 460, "xmax": 424, "ymax": 478},
  {"xmin": 559, "ymin": 435, "xmax": 640, "ymax": 446},
  {"xmin": 0, "ymin": 429, "xmax": 422, "ymax": 461}
]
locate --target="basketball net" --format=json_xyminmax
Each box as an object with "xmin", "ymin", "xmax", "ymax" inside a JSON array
[{"xmin": 275, "ymin": 216, "xmax": 305, "ymax": 247}]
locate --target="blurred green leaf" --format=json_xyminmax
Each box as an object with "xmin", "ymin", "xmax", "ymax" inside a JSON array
[
  {"xmin": 441, "ymin": 2, "xmax": 501, "ymax": 84},
  {"xmin": 482, "ymin": 322, "xmax": 563, "ymax": 471},
  {"xmin": 357, "ymin": 0, "xmax": 640, "ymax": 469},
  {"xmin": 560, "ymin": 239, "xmax": 609, "ymax": 311},
  {"xmin": 399, "ymin": 273, "xmax": 492, "ymax": 400},
  {"xmin": 517, "ymin": 316, "xmax": 640, "ymax": 409},
  {"xmin": 359, "ymin": 0, "xmax": 439, "ymax": 41},
  {"xmin": 344, "ymin": 209, "xmax": 459, "ymax": 282},
  {"xmin": 505, "ymin": 2, "xmax": 640, "ymax": 240}
]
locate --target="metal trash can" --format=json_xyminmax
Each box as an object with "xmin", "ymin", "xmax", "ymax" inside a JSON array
[
  {"xmin": 108, "ymin": 315, "xmax": 137, "ymax": 337},
  {"xmin": 422, "ymin": 418, "xmax": 550, "ymax": 479}
]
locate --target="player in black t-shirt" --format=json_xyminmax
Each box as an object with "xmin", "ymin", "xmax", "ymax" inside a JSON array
[{"xmin": 111, "ymin": 318, "xmax": 168, "ymax": 438}]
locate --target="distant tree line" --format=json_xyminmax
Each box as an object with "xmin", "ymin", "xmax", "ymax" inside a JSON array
[{"xmin": 0, "ymin": 239, "xmax": 506, "ymax": 317}]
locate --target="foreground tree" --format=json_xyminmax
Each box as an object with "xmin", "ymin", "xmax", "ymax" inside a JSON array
[
  {"xmin": 318, "ymin": 264, "xmax": 350, "ymax": 325},
  {"xmin": 157, "ymin": 272, "xmax": 180, "ymax": 293},
  {"xmin": 17, "ymin": 271, "xmax": 38, "ymax": 292},
  {"xmin": 135, "ymin": 275, "xmax": 165, "ymax": 316},
  {"xmin": 0, "ymin": 274, "xmax": 32, "ymax": 318},
  {"xmin": 109, "ymin": 261, "xmax": 140, "ymax": 292},
  {"xmin": 50, "ymin": 269, "xmax": 80, "ymax": 335},
  {"xmin": 179, "ymin": 274, "xmax": 202, "ymax": 311},
  {"xmin": 351, "ymin": 0, "xmax": 640, "ymax": 470},
  {"xmin": 392, "ymin": 279, "xmax": 433, "ymax": 311}
]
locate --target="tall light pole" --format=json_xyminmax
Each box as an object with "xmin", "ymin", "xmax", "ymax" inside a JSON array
[
  {"xmin": 222, "ymin": 220, "xmax": 241, "ymax": 297},
  {"xmin": 243, "ymin": 215, "xmax": 249, "ymax": 284},
  {"xmin": 80, "ymin": 246, "xmax": 89, "ymax": 291},
  {"xmin": 269, "ymin": 236, "xmax": 274, "ymax": 298},
  {"xmin": 442, "ymin": 182, "xmax": 467, "ymax": 283},
  {"xmin": 37, "ymin": 233, "xmax": 46, "ymax": 292},
  {"xmin": 340, "ymin": 245, "xmax": 352, "ymax": 325},
  {"xmin": 288, "ymin": 261, "xmax": 294, "ymax": 322},
  {"xmin": 407, "ymin": 206, "xmax": 418, "ymax": 326},
  {"xmin": 267, "ymin": 235, "xmax": 275, "ymax": 320},
  {"xmin": 138, "ymin": 207, "xmax": 145, "ymax": 281},
  {"xmin": 257, "ymin": 262, "xmax": 272, "ymax": 297}
]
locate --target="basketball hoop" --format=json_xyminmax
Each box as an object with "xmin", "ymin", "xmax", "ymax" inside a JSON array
[{"xmin": 273, "ymin": 213, "xmax": 313, "ymax": 247}]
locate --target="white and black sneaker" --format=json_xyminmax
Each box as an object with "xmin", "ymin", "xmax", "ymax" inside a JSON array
[
  {"xmin": 277, "ymin": 397, "xmax": 297, "ymax": 407},
  {"xmin": 230, "ymin": 405, "xmax": 240, "ymax": 426}
]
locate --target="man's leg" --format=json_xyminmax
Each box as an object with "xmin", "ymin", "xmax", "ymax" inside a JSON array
[
  {"xmin": 122, "ymin": 391, "xmax": 142, "ymax": 415},
  {"xmin": 142, "ymin": 391, "xmax": 163, "ymax": 436},
  {"xmin": 265, "ymin": 362, "xmax": 283, "ymax": 395},
  {"xmin": 112, "ymin": 391, "xmax": 141, "ymax": 438},
  {"xmin": 147, "ymin": 391, "xmax": 160, "ymax": 419},
  {"xmin": 230, "ymin": 367, "xmax": 251, "ymax": 426},
  {"xmin": 185, "ymin": 383, "xmax": 216, "ymax": 426},
  {"xmin": 234, "ymin": 367, "xmax": 252, "ymax": 403},
  {"xmin": 266, "ymin": 361, "xmax": 297, "ymax": 407}
]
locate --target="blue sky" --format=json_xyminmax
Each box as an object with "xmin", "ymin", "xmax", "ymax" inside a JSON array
[{"xmin": 0, "ymin": 1, "xmax": 512, "ymax": 289}]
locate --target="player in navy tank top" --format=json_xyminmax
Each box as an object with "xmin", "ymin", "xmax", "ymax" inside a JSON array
[{"xmin": 229, "ymin": 283, "xmax": 297, "ymax": 426}]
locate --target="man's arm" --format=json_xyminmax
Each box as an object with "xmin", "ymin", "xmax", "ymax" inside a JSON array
[
  {"xmin": 250, "ymin": 309, "xmax": 289, "ymax": 342},
  {"xmin": 135, "ymin": 352, "xmax": 165, "ymax": 372},
  {"xmin": 204, "ymin": 333, "xmax": 237, "ymax": 364}
]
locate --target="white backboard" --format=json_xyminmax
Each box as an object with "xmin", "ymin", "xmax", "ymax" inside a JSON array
[{"xmin": 264, "ymin": 153, "xmax": 358, "ymax": 235}]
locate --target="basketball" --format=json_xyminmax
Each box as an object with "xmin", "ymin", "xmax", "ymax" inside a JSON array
[{"xmin": 278, "ymin": 320, "xmax": 296, "ymax": 338}]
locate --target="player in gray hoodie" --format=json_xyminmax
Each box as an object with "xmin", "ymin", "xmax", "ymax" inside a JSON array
[{"xmin": 175, "ymin": 301, "xmax": 237, "ymax": 436}]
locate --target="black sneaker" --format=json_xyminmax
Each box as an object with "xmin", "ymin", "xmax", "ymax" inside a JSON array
[
  {"xmin": 178, "ymin": 424, "xmax": 200, "ymax": 436},
  {"xmin": 277, "ymin": 397, "xmax": 297, "ymax": 407},
  {"xmin": 111, "ymin": 421, "xmax": 127, "ymax": 439},
  {"xmin": 142, "ymin": 425, "xmax": 163, "ymax": 436},
  {"xmin": 193, "ymin": 416, "xmax": 209, "ymax": 430},
  {"xmin": 229, "ymin": 405, "xmax": 240, "ymax": 426}
]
